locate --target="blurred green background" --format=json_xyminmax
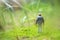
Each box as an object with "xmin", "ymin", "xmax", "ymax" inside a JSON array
[{"xmin": 0, "ymin": 0, "xmax": 60, "ymax": 40}]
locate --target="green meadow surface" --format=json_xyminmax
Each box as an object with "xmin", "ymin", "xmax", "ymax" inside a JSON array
[{"xmin": 0, "ymin": 3, "xmax": 60, "ymax": 40}]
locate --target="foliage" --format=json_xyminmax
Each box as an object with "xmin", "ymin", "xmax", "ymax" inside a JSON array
[{"xmin": 0, "ymin": 0, "xmax": 60, "ymax": 40}]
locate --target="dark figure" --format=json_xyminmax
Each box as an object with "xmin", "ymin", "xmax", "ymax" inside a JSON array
[{"xmin": 36, "ymin": 13, "xmax": 44, "ymax": 33}]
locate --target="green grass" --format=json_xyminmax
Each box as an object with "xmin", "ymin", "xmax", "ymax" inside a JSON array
[{"xmin": 0, "ymin": 2, "xmax": 60, "ymax": 40}]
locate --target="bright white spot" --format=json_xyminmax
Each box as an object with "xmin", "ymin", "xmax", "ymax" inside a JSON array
[{"xmin": 22, "ymin": 16, "xmax": 27, "ymax": 23}]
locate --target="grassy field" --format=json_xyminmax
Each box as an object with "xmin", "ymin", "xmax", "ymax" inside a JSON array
[{"xmin": 0, "ymin": 3, "xmax": 60, "ymax": 40}]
